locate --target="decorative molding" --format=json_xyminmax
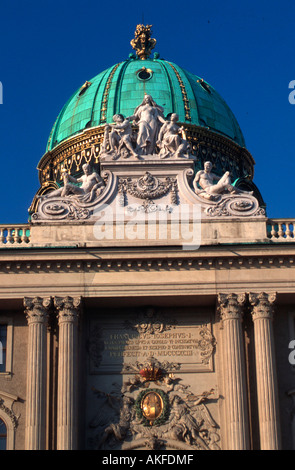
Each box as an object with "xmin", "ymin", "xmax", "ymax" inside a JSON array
[
  {"xmin": 0, "ymin": 391, "xmax": 19, "ymax": 430},
  {"xmin": 167, "ymin": 62, "xmax": 191, "ymax": 121},
  {"xmin": 217, "ymin": 293, "xmax": 246, "ymax": 321},
  {"xmin": 24, "ymin": 296, "xmax": 52, "ymax": 324},
  {"xmin": 54, "ymin": 296, "xmax": 82, "ymax": 324},
  {"xmin": 249, "ymin": 292, "xmax": 277, "ymax": 321},
  {"xmin": 1, "ymin": 254, "xmax": 295, "ymax": 274},
  {"xmin": 118, "ymin": 173, "xmax": 178, "ymax": 208}
]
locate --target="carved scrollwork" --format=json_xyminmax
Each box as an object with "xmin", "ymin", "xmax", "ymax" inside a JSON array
[
  {"xmin": 249, "ymin": 292, "xmax": 277, "ymax": 321},
  {"xmin": 0, "ymin": 399, "xmax": 19, "ymax": 429},
  {"xmin": 196, "ymin": 326, "xmax": 216, "ymax": 364},
  {"xmin": 205, "ymin": 194, "xmax": 261, "ymax": 217},
  {"xmin": 124, "ymin": 307, "xmax": 177, "ymax": 336},
  {"xmin": 88, "ymin": 358, "xmax": 220, "ymax": 451},
  {"xmin": 118, "ymin": 172, "xmax": 178, "ymax": 207}
]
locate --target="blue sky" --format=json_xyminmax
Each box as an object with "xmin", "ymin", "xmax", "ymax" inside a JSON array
[{"xmin": 0, "ymin": 0, "xmax": 294, "ymax": 223}]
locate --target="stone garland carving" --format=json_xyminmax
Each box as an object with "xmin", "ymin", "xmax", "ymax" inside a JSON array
[
  {"xmin": 197, "ymin": 326, "xmax": 217, "ymax": 365},
  {"xmin": 118, "ymin": 172, "xmax": 178, "ymax": 209},
  {"xmin": 88, "ymin": 358, "xmax": 220, "ymax": 451}
]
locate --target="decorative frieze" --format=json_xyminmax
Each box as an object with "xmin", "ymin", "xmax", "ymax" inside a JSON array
[{"xmin": 0, "ymin": 253, "xmax": 295, "ymax": 273}]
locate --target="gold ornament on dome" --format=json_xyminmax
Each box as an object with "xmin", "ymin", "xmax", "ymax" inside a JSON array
[{"xmin": 130, "ymin": 24, "xmax": 156, "ymax": 60}]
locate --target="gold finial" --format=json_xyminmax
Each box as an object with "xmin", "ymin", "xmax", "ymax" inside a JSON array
[{"xmin": 130, "ymin": 24, "xmax": 156, "ymax": 60}]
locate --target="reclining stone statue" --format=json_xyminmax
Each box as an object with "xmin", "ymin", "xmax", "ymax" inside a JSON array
[
  {"xmin": 43, "ymin": 163, "xmax": 105, "ymax": 202},
  {"xmin": 193, "ymin": 161, "xmax": 252, "ymax": 200}
]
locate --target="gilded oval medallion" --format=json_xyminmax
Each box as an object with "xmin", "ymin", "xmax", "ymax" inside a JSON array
[{"xmin": 141, "ymin": 391, "xmax": 163, "ymax": 423}]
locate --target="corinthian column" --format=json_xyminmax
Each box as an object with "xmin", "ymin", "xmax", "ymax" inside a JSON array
[
  {"xmin": 55, "ymin": 296, "xmax": 81, "ymax": 450},
  {"xmin": 249, "ymin": 292, "xmax": 281, "ymax": 449},
  {"xmin": 218, "ymin": 293, "xmax": 249, "ymax": 449},
  {"xmin": 24, "ymin": 296, "xmax": 51, "ymax": 450}
]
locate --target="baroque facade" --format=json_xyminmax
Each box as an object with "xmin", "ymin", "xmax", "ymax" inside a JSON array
[{"xmin": 0, "ymin": 25, "xmax": 295, "ymax": 451}]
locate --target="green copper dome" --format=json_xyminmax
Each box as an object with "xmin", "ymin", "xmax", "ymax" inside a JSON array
[{"xmin": 46, "ymin": 56, "xmax": 245, "ymax": 152}]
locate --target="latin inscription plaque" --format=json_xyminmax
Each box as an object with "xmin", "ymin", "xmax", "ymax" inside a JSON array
[{"xmin": 88, "ymin": 308, "xmax": 215, "ymax": 374}]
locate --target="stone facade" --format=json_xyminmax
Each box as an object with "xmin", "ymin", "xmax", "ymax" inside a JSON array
[
  {"xmin": 0, "ymin": 221, "xmax": 295, "ymax": 450},
  {"xmin": 1, "ymin": 25, "xmax": 294, "ymax": 451}
]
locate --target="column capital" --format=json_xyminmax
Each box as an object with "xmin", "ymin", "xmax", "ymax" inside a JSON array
[
  {"xmin": 24, "ymin": 297, "xmax": 52, "ymax": 325},
  {"xmin": 54, "ymin": 296, "xmax": 82, "ymax": 325},
  {"xmin": 249, "ymin": 292, "xmax": 277, "ymax": 321},
  {"xmin": 217, "ymin": 293, "xmax": 246, "ymax": 321}
]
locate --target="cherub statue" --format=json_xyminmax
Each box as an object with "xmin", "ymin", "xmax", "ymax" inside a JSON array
[{"xmin": 102, "ymin": 114, "xmax": 138, "ymax": 159}]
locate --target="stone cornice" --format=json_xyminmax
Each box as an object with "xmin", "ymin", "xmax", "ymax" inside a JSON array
[{"xmin": 0, "ymin": 251, "xmax": 294, "ymax": 274}]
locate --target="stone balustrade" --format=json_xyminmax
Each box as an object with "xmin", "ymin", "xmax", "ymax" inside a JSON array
[
  {"xmin": 0, "ymin": 225, "xmax": 31, "ymax": 246},
  {"xmin": 267, "ymin": 219, "xmax": 295, "ymax": 241},
  {"xmin": 0, "ymin": 220, "xmax": 295, "ymax": 248}
]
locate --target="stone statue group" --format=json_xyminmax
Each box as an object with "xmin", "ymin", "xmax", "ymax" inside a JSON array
[
  {"xmin": 100, "ymin": 94, "xmax": 190, "ymax": 160},
  {"xmin": 43, "ymin": 94, "xmax": 251, "ymax": 203}
]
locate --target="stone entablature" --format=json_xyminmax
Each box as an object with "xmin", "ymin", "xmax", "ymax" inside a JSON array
[{"xmin": 0, "ymin": 245, "xmax": 294, "ymax": 304}]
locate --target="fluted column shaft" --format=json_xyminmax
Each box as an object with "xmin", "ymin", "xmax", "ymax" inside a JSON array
[
  {"xmin": 55, "ymin": 296, "xmax": 81, "ymax": 450},
  {"xmin": 249, "ymin": 292, "xmax": 281, "ymax": 449},
  {"xmin": 24, "ymin": 297, "xmax": 51, "ymax": 450},
  {"xmin": 218, "ymin": 293, "xmax": 249, "ymax": 449}
]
